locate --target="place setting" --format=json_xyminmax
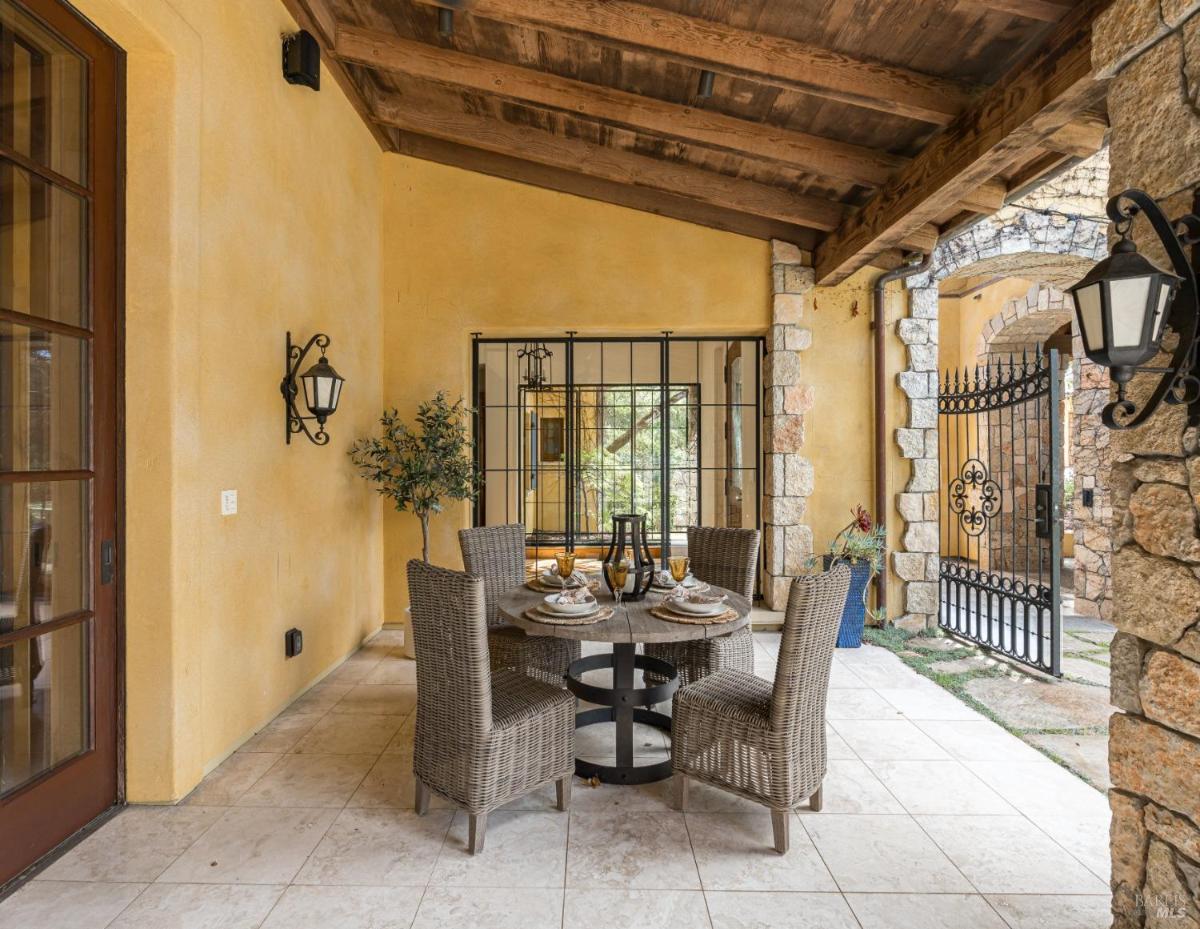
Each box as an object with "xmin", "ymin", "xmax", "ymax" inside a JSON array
[
  {"xmin": 647, "ymin": 555, "xmax": 739, "ymax": 625},
  {"xmin": 526, "ymin": 550, "xmax": 601, "ymax": 593}
]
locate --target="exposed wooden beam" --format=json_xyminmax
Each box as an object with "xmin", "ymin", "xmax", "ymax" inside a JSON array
[
  {"xmin": 969, "ymin": 0, "xmax": 1075, "ymax": 22},
  {"xmin": 371, "ymin": 93, "xmax": 938, "ymax": 251},
  {"xmin": 814, "ymin": 0, "xmax": 1110, "ymax": 285},
  {"xmin": 392, "ymin": 131, "xmax": 821, "ymax": 249},
  {"xmin": 278, "ymin": 0, "xmax": 394, "ymax": 151},
  {"xmin": 336, "ymin": 25, "xmax": 906, "ymax": 187},
  {"xmin": 373, "ymin": 95, "xmax": 842, "ymax": 230},
  {"xmin": 1046, "ymin": 112, "xmax": 1109, "ymax": 157},
  {"xmin": 407, "ymin": 0, "xmax": 977, "ymax": 125}
]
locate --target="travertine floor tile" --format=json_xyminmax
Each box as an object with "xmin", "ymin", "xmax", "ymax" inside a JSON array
[
  {"xmin": 0, "ymin": 880, "xmax": 145, "ymax": 929},
  {"xmin": 567, "ymin": 811, "xmax": 701, "ymax": 889},
  {"xmin": 705, "ymin": 890, "xmax": 859, "ymax": 929},
  {"xmin": 108, "ymin": 883, "xmax": 283, "ymax": 929},
  {"xmin": 236, "ymin": 753, "xmax": 376, "ymax": 808},
  {"xmin": 259, "ymin": 885, "xmax": 420, "ymax": 929},
  {"xmin": 686, "ymin": 812, "xmax": 836, "ymax": 891},
  {"xmin": 564, "ymin": 888, "xmax": 712, "ymax": 929},
  {"xmin": 293, "ymin": 808, "xmax": 452, "ymax": 886},
  {"xmin": 412, "ymin": 886, "xmax": 563, "ymax": 929}
]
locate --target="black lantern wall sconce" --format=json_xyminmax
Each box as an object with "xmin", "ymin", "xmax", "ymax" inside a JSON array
[
  {"xmin": 281, "ymin": 332, "xmax": 345, "ymax": 445},
  {"xmin": 1067, "ymin": 188, "xmax": 1200, "ymax": 430}
]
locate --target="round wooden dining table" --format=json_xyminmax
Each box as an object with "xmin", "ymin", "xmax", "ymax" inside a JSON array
[{"xmin": 498, "ymin": 578, "xmax": 752, "ymax": 785}]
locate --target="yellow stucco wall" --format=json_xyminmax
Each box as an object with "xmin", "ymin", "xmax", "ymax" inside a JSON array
[
  {"xmin": 805, "ymin": 270, "xmax": 911, "ymax": 612},
  {"xmin": 938, "ymin": 278, "xmax": 1038, "ymax": 371},
  {"xmin": 73, "ymin": 0, "xmax": 385, "ymax": 801},
  {"xmin": 378, "ymin": 156, "xmax": 773, "ymax": 617}
]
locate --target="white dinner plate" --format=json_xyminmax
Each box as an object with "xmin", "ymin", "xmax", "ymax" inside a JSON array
[
  {"xmin": 543, "ymin": 592, "xmax": 599, "ymax": 615},
  {"xmin": 665, "ymin": 597, "xmax": 727, "ymax": 616}
]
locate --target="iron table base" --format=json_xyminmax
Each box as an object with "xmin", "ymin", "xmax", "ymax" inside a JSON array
[{"xmin": 566, "ymin": 643, "xmax": 679, "ymax": 785}]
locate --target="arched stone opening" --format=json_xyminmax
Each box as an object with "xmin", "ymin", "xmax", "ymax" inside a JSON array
[{"xmin": 891, "ymin": 152, "xmax": 1112, "ymax": 629}]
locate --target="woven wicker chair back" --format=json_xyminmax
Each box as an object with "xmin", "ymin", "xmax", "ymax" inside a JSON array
[
  {"xmin": 407, "ymin": 558, "xmax": 493, "ymax": 740},
  {"xmin": 458, "ymin": 524, "xmax": 526, "ymax": 629},
  {"xmin": 770, "ymin": 565, "xmax": 852, "ymax": 736},
  {"xmin": 686, "ymin": 526, "xmax": 760, "ymax": 599}
]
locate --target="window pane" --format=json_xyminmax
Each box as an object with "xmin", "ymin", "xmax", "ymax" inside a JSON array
[
  {"xmin": 1, "ymin": 161, "xmax": 88, "ymax": 327},
  {"xmin": 0, "ymin": 480, "xmax": 90, "ymax": 627},
  {"xmin": 0, "ymin": 2, "xmax": 88, "ymax": 185},
  {"xmin": 0, "ymin": 321, "xmax": 89, "ymax": 470},
  {"xmin": 0, "ymin": 620, "xmax": 90, "ymax": 797}
]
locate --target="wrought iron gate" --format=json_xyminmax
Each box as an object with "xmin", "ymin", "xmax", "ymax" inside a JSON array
[{"xmin": 938, "ymin": 350, "xmax": 1063, "ymax": 676}]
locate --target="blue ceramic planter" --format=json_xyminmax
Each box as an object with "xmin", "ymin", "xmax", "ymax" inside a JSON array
[{"xmin": 823, "ymin": 555, "xmax": 873, "ymax": 648}]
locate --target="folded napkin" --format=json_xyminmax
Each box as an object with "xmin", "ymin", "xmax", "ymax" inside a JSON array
[
  {"xmin": 557, "ymin": 586, "xmax": 596, "ymax": 605},
  {"xmin": 543, "ymin": 569, "xmax": 587, "ymax": 586},
  {"xmin": 668, "ymin": 587, "xmax": 726, "ymax": 606},
  {"xmin": 655, "ymin": 570, "xmax": 678, "ymax": 586}
]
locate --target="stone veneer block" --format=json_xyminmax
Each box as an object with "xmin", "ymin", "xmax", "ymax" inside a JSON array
[
  {"xmin": 1139, "ymin": 649, "xmax": 1200, "ymax": 740},
  {"xmin": 1109, "ymin": 790, "xmax": 1148, "ymax": 927},
  {"xmin": 1112, "ymin": 547, "xmax": 1200, "ymax": 663},
  {"xmin": 771, "ymin": 240, "xmax": 806, "ymax": 265},
  {"xmin": 772, "ymin": 294, "xmax": 805, "ymax": 325},
  {"xmin": 1110, "ymin": 632, "xmax": 1148, "ymax": 714},
  {"xmin": 1110, "ymin": 714, "xmax": 1200, "ymax": 825}
]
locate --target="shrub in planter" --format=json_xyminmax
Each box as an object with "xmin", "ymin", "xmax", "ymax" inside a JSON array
[{"xmin": 824, "ymin": 506, "xmax": 885, "ymax": 648}]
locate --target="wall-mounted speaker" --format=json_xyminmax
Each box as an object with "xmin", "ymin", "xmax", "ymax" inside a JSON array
[{"xmin": 283, "ymin": 30, "xmax": 320, "ymax": 91}]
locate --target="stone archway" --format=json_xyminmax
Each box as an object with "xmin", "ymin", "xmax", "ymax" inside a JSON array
[{"xmin": 892, "ymin": 152, "xmax": 1111, "ymax": 630}]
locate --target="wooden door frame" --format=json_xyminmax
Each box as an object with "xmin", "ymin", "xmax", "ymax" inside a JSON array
[{"xmin": 0, "ymin": 0, "xmax": 126, "ymax": 888}]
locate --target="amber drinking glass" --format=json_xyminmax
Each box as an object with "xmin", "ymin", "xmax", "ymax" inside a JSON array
[
  {"xmin": 668, "ymin": 555, "xmax": 690, "ymax": 584},
  {"xmin": 605, "ymin": 561, "xmax": 629, "ymax": 605},
  {"xmin": 555, "ymin": 551, "xmax": 576, "ymax": 581}
]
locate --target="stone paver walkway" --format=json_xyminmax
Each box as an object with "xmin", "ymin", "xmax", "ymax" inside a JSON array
[{"xmin": 0, "ymin": 630, "xmax": 1111, "ymax": 929}]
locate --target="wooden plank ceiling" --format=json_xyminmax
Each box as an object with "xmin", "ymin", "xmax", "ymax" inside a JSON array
[{"xmin": 283, "ymin": 0, "xmax": 1111, "ymax": 283}]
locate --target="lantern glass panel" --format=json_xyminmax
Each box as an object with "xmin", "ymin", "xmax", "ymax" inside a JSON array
[
  {"xmin": 1074, "ymin": 282, "xmax": 1104, "ymax": 354},
  {"xmin": 1109, "ymin": 276, "xmax": 1153, "ymax": 348},
  {"xmin": 1151, "ymin": 281, "xmax": 1174, "ymax": 341}
]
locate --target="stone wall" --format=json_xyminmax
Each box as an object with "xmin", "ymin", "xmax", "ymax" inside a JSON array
[
  {"xmin": 1095, "ymin": 2, "xmax": 1200, "ymax": 927},
  {"xmin": 894, "ymin": 284, "xmax": 941, "ymax": 630},
  {"xmin": 763, "ymin": 240, "xmax": 815, "ymax": 609}
]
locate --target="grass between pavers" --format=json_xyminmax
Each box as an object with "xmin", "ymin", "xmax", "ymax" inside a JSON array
[{"xmin": 861, "ymin": 626, "xmax": 1106, "ymax": 788}]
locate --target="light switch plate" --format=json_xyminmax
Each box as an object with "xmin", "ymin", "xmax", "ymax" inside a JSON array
[{"xmin": 220, "ymin": 489, "xmax": 238, "ymax": 516}]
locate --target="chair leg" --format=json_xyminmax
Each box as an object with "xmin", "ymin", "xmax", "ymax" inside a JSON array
[
  {"xmin": 414, "ymin": 775, "xmax": 430, "ymax": 816},
  {"xmin": 468, "ymin": 812, "xmax": 488, "ymax": 855},
  {"xmin": 556, "ymin": 776, "xmax": 572, "ymax": 811},
  {"xmin": 809, "ymin": 785, "xmax": 823, "ymax": 812},
  {"xmin": 771, "ymin": 809, "xmax": 789, "ymax": 855},
  {"xmin": 674, "ymin": 773, "xmax": 688, "ymax": 811}
]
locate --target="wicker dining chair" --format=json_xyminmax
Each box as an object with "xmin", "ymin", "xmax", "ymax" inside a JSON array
[
  {"xmin": 407, "ymin": 559, "xmax": 575, "ymax": 854},
  {"xmin": 671, "ymin": 564, "xmax": 851, "ymax": 854},
  {"xmin": 644, "ymin": 526, "xmax": 760, "ymax": 687},
  {"xmin": 458, "ymin": 524, "xmax": 581, "ymax": 687}
]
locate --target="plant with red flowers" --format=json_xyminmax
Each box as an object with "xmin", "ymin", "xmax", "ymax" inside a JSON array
[{"xmin": 828, "ymin": 506, "xmax": 885, "ymax": 570}]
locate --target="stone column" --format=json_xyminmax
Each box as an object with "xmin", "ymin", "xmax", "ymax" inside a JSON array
[
  {"xmin": 1094, "ymin": 4, "xmax": 1200, "ymax": 928},
  {"xmin": 894, "ymin": 280, "xmax": 940, "ymax": 630},
  {"xmin": 763, "ymin": 240, "xmax": 815, "ymax": 610}
]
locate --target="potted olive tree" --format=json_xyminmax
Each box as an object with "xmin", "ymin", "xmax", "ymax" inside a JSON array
[
  {"xmin": 351, "ymin": 393, "xmax": 478, "ymax": 655},
  {"xmin": 822, "ymin": 506, "xmax": 886, "ymax": 648}
]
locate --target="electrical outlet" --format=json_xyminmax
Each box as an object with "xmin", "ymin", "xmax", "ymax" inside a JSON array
[
  {"xmin": 220, "ymin": 489, "xmax": 238, "ymax": 516},
  {"xmin": 285, "ymin": 628, "xmax": 303, "ymax": 658}
]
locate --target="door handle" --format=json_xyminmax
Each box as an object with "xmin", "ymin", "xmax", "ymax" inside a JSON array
[{"xmin": 101, "ymin": 539, "xmax": 115, "ymax": 585}]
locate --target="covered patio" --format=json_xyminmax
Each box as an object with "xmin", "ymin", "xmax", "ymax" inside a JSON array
[{"xmin": 2, "ymin": 0, "xmax": 1199, "ymax": 927}]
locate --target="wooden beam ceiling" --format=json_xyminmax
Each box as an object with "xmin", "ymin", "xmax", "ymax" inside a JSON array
[
  {"xmin": 338, "ymin": 25, "xmax": 1009, "ymax": 218},
  {"xmin": 971, "ymin": 0, "xmax": 1075, "ymax": 22},
  {"xmin": 371, "ymin": 93, "xmax": 939, "ymax": 253},
  {"xmin": 336, "ymin": 25, "xmax": 905, "ymax": 187},
  {"xmin": 814, "ymin": 0, "xmax": 1110, "ymax": 285},
  {"xmin": 406, "ymin": 0, "xmax": 978, "ymax": 124}
]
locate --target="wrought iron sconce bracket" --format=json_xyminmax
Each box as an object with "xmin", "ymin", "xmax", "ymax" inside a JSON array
[
  {"xmin": 1102, "ymin": 188, "xmax": 1200, "ymax": 430},
  {"xmin": 282, "ymin": 331, "xmax": 331, "ymax": 445}
]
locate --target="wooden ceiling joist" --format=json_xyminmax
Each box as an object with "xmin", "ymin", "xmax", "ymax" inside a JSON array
[
  {"xmin": 814, "ymin": 0, "xmax": 1110, "ymax": 285},
  {"xmin": 394, "ymin": 132, "xmax": 823, "ymax": 249},
  {"xmin": 971, "ymin": 0, "xmax": 1075, "ymax": 22},
  {"xmin": 406, "ymin": 0, "xmax": 978, "ymax": 125},
  {"xmin": 371, "ymin": 94, "xmax": 938, "ymax": 252},
  {"xmin": 336, "ymin": 25, "xmax": 905, "ymax": 187}
]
